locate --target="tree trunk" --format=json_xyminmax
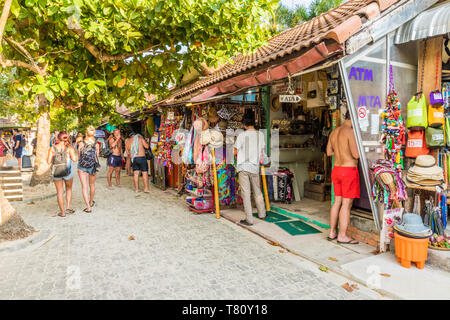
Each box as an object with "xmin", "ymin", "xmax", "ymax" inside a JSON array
[
  {"xmin": 0, "ymin": 185, "xmax": 16, "ymax": 226},
  {"xmin": 30, "ymin": 111, "xmax": 52, "ymax": 186}
]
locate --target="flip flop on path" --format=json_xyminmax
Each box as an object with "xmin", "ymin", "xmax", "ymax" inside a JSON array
[
  {"xmin": 57, "ymin": 212, "xmax": 66, "ymax": 217},
  {"xmin": 337, "ymin": 238, "xmax": 359, "ymax": 245},
  {"xmin": 327, "ymin": 236, "xmax": 337, "ymax": 241},
  {"xmin": 90, "ymin": 201, "xmax": 95, "ymax": 208},
  {"xmin": 83, "ymin": 208, "xmax": 92, "ymax": 213},
  {"xmin": 66, "ymin": 209, "xmax": 75, "ymax": 214}
]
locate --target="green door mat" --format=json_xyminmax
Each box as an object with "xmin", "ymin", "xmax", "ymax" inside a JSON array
[
  {"xmin": 253, "ymin": 211, "xmax": 291, "ymax": 223},
  {"xmin": 275, "ymin": 220, "xmax": 322, "ymax": 236}
]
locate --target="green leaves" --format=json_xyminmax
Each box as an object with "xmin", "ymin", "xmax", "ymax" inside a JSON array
[
  {"xmin": 11, "ymin": 0, "xmax": 21, "ymax": 17},
  {"xmin": 1, "ymin": 0, "xmax": 277, "ymax": 130}
]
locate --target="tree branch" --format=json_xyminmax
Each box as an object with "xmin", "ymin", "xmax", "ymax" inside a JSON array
[
  {"xmin": 0, "ymin": 0, "xmax": 12, "ymax": 45},
  {"xmin": 70, "ymin": 27, "xmax": 161, "ymax": 62},
  {"xmin": 0, "ymin": 57, "xmax": 42, "ymax": 74}
]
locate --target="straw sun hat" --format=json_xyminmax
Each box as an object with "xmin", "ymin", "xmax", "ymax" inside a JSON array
[{"xmin": 407, "ymin": 155, "xmax": 443, "ymax": 185}]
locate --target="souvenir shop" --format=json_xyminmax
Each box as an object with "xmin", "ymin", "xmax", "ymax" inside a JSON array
[
  {"xmin": 152, "ymin": 91, "xmax": 266, "ymax": 212},
  {"xmin": 339, "ymin": 12, "xmax": 450, "ymax": 253},
  {"xmin": 148, "ymin": 1, "xmax": 450, "ymax": 254}
]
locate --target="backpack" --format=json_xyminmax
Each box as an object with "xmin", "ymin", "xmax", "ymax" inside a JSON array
[
  {"xmin": 79, "ymin": 142, "xmax": 97, "ymax": 169},
  {"xmin": 100, "ymin": 138, "xmax": 112, "ymax": 158},
  {"xmin": 19, "ymin": 135, "xmax": 26, "ymax": 148},
  {"xmin": 53, "ymin": 146, "xmax": 70, "ymax": 178}
]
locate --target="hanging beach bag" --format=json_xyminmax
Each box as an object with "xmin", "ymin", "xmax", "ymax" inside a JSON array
[
  {"xmin": 407, "ymin": 94, "xmax": 427, "ymax": 129},
  {"xmin": 446, "ymin": 117, "xmax": 450, "ymax": 147},
  {"xmin": 428, "ymin": 104, "xmax": 445, "ymax": 128},
  {"xmin": 195, "ymin": 146, "xmax": 210, "ymax": 174},
  {"xmin": 306, "ymin": 71, "xmax": 326, "ymax": 109},
  {"xmin": 425, "ymin": 126, "xmax": 445, "ymax": 147},
  {"xmin": 405, "ymin": 130, "xmax": 429, "ymax": 158}
]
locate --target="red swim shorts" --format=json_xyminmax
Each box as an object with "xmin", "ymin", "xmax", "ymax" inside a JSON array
[{"xmin": 331, "ymin": 166, "xmax": 360, "ymax": 199}]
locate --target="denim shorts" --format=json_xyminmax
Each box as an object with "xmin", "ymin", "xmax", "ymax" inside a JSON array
[
  {"xmin": 78, "ymin": 165, "xmax": 95, "ymax": 175},
  {"xmin": 53, "ymin": 169, "xmax": 73, "ymax": 181}
]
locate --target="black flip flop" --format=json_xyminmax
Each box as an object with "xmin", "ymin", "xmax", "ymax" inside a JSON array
[
  {"xmin": 90, "ymin": 201, "xmax": 95, "ymax": 208},
  {"xmin": 83, "ymin": 208, "xmax": 92, "ymax": 213},
  {"xmin": 57, "ymin": 212, "xmax": 66, "ymax": 217},
  {"xmin": 66, "ymin": 209, "xmax": 75, "ymax": 214},
  {"xmin": 327, "ymin": 236, "xmax": 337, "ymax": 241},
  {"xmin": 337, "ymin": 238, "xmax": 359, "ymax": 245}
]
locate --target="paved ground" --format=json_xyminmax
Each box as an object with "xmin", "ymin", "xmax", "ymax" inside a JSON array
[{"xmin": 0, "ymin": 162, "xmax": 384, "ymax": 300}]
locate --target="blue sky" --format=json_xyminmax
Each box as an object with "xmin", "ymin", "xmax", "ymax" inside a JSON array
[{"xmin": 280, "ymin": 0, "xmax": 314, "ymax": 8}]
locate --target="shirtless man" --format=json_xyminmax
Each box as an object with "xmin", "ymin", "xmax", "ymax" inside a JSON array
[
  {"xmin": 126, "ymin": 132, "xmax": 150, "ymax": 193},
  {"xmin": 107, "ymin": 129, "xmax": 124, "ymax": 188},
  {"xmin": 326, "ymin": 111, "xmax": 360, "ymax": 244}
]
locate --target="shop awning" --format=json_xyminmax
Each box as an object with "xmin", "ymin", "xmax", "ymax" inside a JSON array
[{"xmin": 394, "ymin": 1, "xmax": 450, "ymax": 44}]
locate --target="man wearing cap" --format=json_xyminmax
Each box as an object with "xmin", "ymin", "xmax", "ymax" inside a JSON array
[{"xmin": 326, "ymin": 111, "xmax": 360, "ymax": 244}]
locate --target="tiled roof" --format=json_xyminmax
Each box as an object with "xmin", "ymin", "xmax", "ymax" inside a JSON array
[{"xmin": 167, "ymin": 0, "xmax": 400, "ymax": 100}]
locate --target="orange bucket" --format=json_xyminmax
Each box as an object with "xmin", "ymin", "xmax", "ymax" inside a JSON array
[{"xmin": 394, "ymin": 232, "xmax": 429, "ymax": 269}]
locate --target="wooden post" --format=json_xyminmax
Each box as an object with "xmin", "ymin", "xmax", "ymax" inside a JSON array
[
  {"xmin": 261, "ymin": 166, "xmax": 270, "ymax": 212},
  {"xmin": 418, "ymin": 37, "xmax": 443, "ymax": 98},
  {"xmin": 211, "ymin": 148, "xmax": 220, "ymax": 219}
]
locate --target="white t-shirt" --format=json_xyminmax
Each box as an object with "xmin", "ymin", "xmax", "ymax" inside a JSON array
[{"xmin": 234, "ymin": 129, "xmax": 265, "ymax": 174}]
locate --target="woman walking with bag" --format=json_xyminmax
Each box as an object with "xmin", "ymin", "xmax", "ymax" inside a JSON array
[
  {"xmin": 47, "ymin": 131, "xmax": 78, "ymax": 217},
  {"xmin": 78, "ymin": 126, "xmax": 100, "ymax": 213}
]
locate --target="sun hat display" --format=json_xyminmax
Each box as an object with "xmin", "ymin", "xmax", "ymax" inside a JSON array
[
  {"xmin": 200, "ymin": 129, "xmax": 211, "ymax": 145},
  {"xmin": 407, "ymin": 155, "xmax": 444, "ymax": 185},
  {"xmin": 393, "ymin": 213, "xmax": 432, "ymax": 239},
  {"xmin": 270, "ymin": 95, "xmax": 281, "ymax": 112},
  {"xmin": 193, "ymin": 117, "xmax": 209, "ymax": 131},
  {"xmin": 208, "ymin": 129, "xmax": 224, "ymax": 148},
  {"xmin": 218, "ymin": 120, "xmax": 228, "ymax": 130},
  {"xmin": 207, "ymin": 107, "xmax": 219, "ymax": 123}
]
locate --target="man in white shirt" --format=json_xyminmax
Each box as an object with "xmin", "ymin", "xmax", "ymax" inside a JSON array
[{"xmin": 234, "ymin": 116, "xmax": 267, "ymax": 226}]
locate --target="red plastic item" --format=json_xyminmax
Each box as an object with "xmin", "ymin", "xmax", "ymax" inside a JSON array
[{"xmin": 394, "ymin": 232, "xmax": 429, "ymax": 269}]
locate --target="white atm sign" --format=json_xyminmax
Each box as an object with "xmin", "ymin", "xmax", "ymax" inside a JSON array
[{"xmin": 279, "ymin": 95, "xmax": 301, "ymax": 103}]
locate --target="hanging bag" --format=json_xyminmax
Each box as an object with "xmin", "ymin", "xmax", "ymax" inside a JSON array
[
  {"xmin": 428, "ymin": 104, "xmax": 445, "ymax": 128},
  {"xmin": 405, "ymin": 130, "xmax": 429, "ymax": 158},
  {"xmin": 425, "ymin": 126, "xmax": 445, "ymax": 147},
  {"xmin": 407, "ymin": 42, "xmax": 428, "ymax": 130},
  {"xmin": 306, "ymin": 71, "xmax": 326, "ymax": 108},
  {"xmin": 407, "ymin": 94, "xmax": 427, "ymax": 129},
  {"xmin": 445, "ymin": 117, "xmax": 450, "ymax": 147}
]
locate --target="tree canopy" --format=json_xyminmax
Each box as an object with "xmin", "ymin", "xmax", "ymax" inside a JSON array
[
  {"xmin": 274, "ymin": 0, "xmax": 343, "ymax": 30},
  {"xmin": 0, "ymin": 0, "xmax": 279, "ymax": 131}
]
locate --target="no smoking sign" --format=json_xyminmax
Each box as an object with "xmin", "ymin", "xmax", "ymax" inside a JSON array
[
  {"xmin": 358, "ymin": 106, "xmax": 367, "ymax": 120},
  {"xmin": 358, "ymin": 106, "xmax": 369, "ymax": 131}
]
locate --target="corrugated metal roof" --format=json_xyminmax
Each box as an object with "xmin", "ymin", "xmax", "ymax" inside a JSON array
[{"xmin": 394, "ymin": 1, "xmax": 450, "ymax": 44}]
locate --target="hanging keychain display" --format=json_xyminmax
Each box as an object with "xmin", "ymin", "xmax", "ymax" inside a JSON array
[{"xmin": 380, "ymin": 65, "xmax": 406, "ymax": 170}]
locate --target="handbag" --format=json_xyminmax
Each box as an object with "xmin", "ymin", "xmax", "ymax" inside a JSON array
[
  {"xmin": 425, "ymin": 126, "xmax": 445, "ymax": 147},
  {"xmin": 195, "ymin": 147, "xmax": 210, "ymax": 174},
  {"xmin": 405, "ymin": 130, "xmax": 429, "ymax": 158},
  {"xmin": 406, "ymin": 93, "xmax": 427, "ymax": 129},
  {"xmin": 306, "ymin": 71, "xmax": 326, "ymax": 108}
]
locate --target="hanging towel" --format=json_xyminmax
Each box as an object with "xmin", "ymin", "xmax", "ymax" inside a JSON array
[{"xmin": 131, "ymin": 134, "xmax": 142, "ymax": 161}]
